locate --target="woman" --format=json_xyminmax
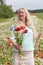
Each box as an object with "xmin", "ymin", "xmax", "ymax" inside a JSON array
[{"xmin": 10, "ymin": 8, "xmax": 41, "ymax": 65}]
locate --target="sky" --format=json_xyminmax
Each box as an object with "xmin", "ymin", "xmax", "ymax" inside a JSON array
[{"xmin": 6, "ymin": 0, "xmax": 43, "ymax": 11}]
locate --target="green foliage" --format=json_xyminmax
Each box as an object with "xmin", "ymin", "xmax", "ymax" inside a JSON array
[
  {"xmin": 28, "ymin": 9, "xmax": 43, "ymax": 13},
  {"xmin": 34, "ymin": 13, "xmax": 43, "ymax": 19},
  {"xmin": 0, "ymin": 5, "xmax": 14, "ymax": 18},
  {"xmin": 0, "ymin": 0, "xmax": 4, "ymax": 5}
]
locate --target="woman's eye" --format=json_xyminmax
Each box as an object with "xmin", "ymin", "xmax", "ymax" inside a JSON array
[
  {"xmin": 18, "ymin": 11, "xmax": 24, "ymax": 14},
  {"xmin": 22, "ymin": 12, "xmax": 23, "ymax": 14}
]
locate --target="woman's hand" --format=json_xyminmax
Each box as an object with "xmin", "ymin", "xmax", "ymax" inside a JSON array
[
  {"xmin": 9, "ymin": 39, "xmax": 22, "ymax": 51},
  {"xmin": 37, "ymin": 32, "xmax": 42, "ymax": 38},
  {"xmin": 17, "ymin": 45, "xmax": 22, "ymax": 51}
]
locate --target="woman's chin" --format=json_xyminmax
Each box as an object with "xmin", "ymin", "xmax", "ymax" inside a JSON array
[{"xmin": 19, "ymin": 18, "xmax": 24, "ymax": 20}]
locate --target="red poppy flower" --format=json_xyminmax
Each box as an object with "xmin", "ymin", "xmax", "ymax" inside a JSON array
[
  {"xmin": 0, "ymin": 45, "xmax": 2, "ymax": 48},
  {"xmin": 40, "ymin": 54, "xmax": 43, "ymax": 59},
  {"xmin": 15, "ymin": 27, "xmax": 21, "ymax": 31},
  {"xmin": 20, "ymin": 26, "xmax": 25, "ymax": 30},
  {"xmin": 7, "ymin": 37, "xmax": 10, "ymax": 39},
  {"xmin": 23, "ymin": 29, "xmax": 28, "ymax": 33},
  {"xmin": 7, "ymin": 61, "xmax": 10, "ymax": 65},
  {"xmin": 34, "ymin": 54, "xmax": 38, "ymax": 58},
  {"xmin": 38, "ymin": 49, "xmax": 41, "ymax": 53}
]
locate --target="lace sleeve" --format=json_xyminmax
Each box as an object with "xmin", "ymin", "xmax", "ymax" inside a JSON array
[{"xmin": 10, "ymin": 25, "xmax": 16, "ymax": 41}]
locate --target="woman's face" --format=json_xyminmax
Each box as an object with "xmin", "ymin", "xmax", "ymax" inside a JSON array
[{"xmin": 18, "ymin": 8, "xmax": 27, "ymax": 21}]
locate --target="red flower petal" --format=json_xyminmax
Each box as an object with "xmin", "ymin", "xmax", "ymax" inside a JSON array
[
  {"xmin": 0, "ymin": 45, "xmax": 2, "ymax": 48},
  {"xmin": 15, "ymin": 27, "xmax": 21, "ymax": 31},
  {"xmin": 34, "ymin": 54, "xmax": 38, "ymax": 58},
  {"xmin": 23, "ymin": 30, "xmax": 28, "ymax": 33},
  {"xmin": 7, "ymin": 61, "xmax": 10, "ymax": 65},
  {"xmin": 38, "ymin": 49, "xmax": 41, "ymax": 53},
  {"xmin": 20, "ymin": 26, "xmax": 25, "ymax": 30}
]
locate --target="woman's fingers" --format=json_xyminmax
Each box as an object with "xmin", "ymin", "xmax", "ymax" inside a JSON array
[
  {"xmin": 18, "ymin": 45, "xmax": 22, "ymax": 51},
  {"xmin": 38, "ymin": 32, "xmax": 42, "ymax": 38}
]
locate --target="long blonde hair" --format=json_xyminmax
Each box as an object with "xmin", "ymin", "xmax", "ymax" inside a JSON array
[{"xmin": 16, "ymin": 8, "xmax": 37, "ymax": 39}]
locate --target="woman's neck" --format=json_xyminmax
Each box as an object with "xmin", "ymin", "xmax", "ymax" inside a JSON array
[{"xmin": 20, "ymin": 19, "xmax": 26, "ymax": 25}]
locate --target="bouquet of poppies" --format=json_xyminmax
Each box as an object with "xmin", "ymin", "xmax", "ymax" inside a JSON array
[
  {"xmin": 14, "ymin": 25, "xmax": 28, "ymax": 65},
  {"xmin": 14, "ymin": 25, "xmax": 28, "ymax": 55}
]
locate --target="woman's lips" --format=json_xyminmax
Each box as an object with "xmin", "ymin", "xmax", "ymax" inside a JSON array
[{"xmin": 19, "ymin": 15, "xmax": 23, "ymax": 17}]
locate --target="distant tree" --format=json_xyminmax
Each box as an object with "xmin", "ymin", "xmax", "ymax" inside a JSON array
[
  {"xmin": 0, "ymin": 5, "xmax": 14, "ymax": 18},
  {"xmin": 0, "ymin": 0, "xmax": 5, "ymax": 5},
  {"xmin": 28, "ymin": 9, "xmax": 43, "ymax": 13}
]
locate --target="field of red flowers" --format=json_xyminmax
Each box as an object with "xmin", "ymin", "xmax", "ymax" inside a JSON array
[{"xmin": 0, "ymin": 16, "xmax": 43, "ymax": 65}]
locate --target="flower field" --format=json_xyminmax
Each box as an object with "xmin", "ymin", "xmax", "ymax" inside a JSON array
[{"xmin": 0, "ymin": 15, "xmax": 43, "ymax": 65}]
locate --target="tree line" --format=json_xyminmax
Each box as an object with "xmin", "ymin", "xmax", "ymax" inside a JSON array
[{"xmin": 28, "ymin": 9, "xmax": 43, "ymax": 13}]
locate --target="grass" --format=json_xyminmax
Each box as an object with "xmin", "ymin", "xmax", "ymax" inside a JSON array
[
  {"xmin": 0, "ymin": 18, "xmax": 11, "ymax": 23},
  {"xmin": 0, "ymin": 15, "xmax": 16, "ymax": 23},
  {"xmin": 34, "ymin": 13, "xmax": 43, "ymax": 20}
]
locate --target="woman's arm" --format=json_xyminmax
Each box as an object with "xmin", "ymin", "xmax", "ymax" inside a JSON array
[
  {"xmin": 35, "ymin": 32, "xmax": 42, "ymax": 42},
  {"xmin": 10, "ymin": 25, "xmax": 22, "ymax": 51},
  {"xmin": 10, "ymin": 39, "xmax": 22, "ymax": 51}
]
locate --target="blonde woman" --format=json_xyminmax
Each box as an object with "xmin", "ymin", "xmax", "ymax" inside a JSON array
[{"xmin": 10, "ymin": 8, "xmax": 41, "ymax": 65}]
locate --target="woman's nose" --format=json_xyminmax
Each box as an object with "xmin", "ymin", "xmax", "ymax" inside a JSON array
[{"xmin": 20, "ymin": 12, "xmax": 22, "ymax": 15}]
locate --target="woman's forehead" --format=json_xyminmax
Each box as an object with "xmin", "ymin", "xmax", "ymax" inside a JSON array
[{"xmin": 18, "ymin": 8, "xmax": 25, "ymax": 12}]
